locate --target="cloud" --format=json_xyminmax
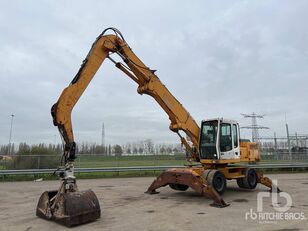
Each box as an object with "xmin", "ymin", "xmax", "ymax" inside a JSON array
[{"xmin": 0, "ymin": 0, "xmax": 307, "ymax": 145}]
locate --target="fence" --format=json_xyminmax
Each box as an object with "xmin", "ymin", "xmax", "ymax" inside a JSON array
[
  {"xmin": 0, "ymin": 154, "xmax": 187, "ymax": 170},
  {"xmin": 0, "ymin": 152, "xmax": 308, "ymax": 171},
  {"xmin": 1, "ymin": 163, "xmax": 308, "ymax": 176},
  {"xmin": 259, "ymin": 151, "xmax": 308, "ymax": 161}
]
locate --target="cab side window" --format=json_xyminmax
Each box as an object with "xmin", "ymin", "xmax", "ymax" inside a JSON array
[
  {"xmin": 220, "ymin": 123, "xmax": 232, "ymax": 152},
  {"xmin": 232, "ymin": 124, "xmax": 238, "ymax": 148}
]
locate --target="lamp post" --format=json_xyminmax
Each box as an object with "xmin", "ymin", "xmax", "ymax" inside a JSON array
[{"xmin": 8, "ymin": 114, "xmax": 14, "ymax": 155}]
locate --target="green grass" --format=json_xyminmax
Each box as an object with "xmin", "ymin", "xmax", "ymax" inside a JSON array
[
  {"xmin": 0, "ymin": 154, "xmax": 187, "ymax": 170},
  {"xmin": 1, "ymin": 167, "xmax": 307, "ymax": 182},
  {"xmin": 74, "ymin": 154, "xmax": 187, "ymax": 168},
  {"xmin": 1, "ymin": 154, "xmax": 308, "ymax": 182},
  {"xmin": 2, "ymin": 154, "xmax": 307, "ymax": 170},
  {"xmin": 0, "ymin": 154, "xmax": 185, "ymax": 181},
  {"xmin": 0, "ymin": 170, "xmax": 163, "ymax": 182}
]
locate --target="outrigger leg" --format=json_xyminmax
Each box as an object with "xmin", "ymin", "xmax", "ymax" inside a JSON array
[
  {"xmin": 257, "ymin": 171, "xmax": 282, "ymax": 193},
  {"xmin": 145, "ymin": 168, "xmax": 229, "ymax": 208}
]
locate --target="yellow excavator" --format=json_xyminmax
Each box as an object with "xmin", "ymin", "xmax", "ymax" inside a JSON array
[{"xmin": 36, "ymin": 28, "xmax": 280, "ymax": 226}]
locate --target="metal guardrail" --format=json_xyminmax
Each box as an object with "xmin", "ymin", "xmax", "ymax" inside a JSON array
[
  {"xmin": 1, "ymin": 163, "xmax": 308, "ymax": 175},
  {"xmin": 0, "ymin": 166, "xmax": 181, "ymax": 175},
  {"xmin": 232, "ymin": 163, "xmax": 308, "ymax": 169}
]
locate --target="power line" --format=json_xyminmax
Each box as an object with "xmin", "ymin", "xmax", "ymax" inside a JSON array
[{"xmin": 241, "ymin": 112, "xmax": 269, "ymax": 143}]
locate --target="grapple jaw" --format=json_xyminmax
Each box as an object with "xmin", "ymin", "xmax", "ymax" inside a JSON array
[{"xmin": 36, "ymin": 189, "xmax": 101, "ymax": 227}]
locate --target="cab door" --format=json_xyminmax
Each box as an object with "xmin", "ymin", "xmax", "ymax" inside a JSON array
[
  {"xmin": 219, "ymin": 123, "xmax": 234, "ymax": 159},
  {"xmin": 231, "ymin": 123, "xmax": 240, "ymax": 159}
]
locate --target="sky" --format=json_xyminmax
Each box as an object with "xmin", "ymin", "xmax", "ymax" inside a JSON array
[{"xmin": 0, "ymin": 0, "xmax": 307, "ymax": 145}]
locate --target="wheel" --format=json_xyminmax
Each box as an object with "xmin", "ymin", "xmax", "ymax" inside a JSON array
[
  {"xmin": 238, "ymin": 168, "xmax": 258, "ymax": 189},
  {"xmin": 169, "ymin": 183, "xmax": 189, "ymax": 191},
  {"xmin": 236, "ymin": 177, "xmax": 245, "ymax": 188},
  {"xmin": 243, "ymin": 168, "xmax": 258, "ymax": 189},
  {"xmin": 203, "ymin": 170, "xmax": 226, "ymax": 195}
]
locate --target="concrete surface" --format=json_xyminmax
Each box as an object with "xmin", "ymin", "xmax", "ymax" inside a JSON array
[{"xmin": 0, "ymin": 173, "xmax": 307, "ymax": 231}]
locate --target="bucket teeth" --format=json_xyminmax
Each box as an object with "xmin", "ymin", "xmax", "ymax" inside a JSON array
[{"xmin": 36, "ymin": 189, "xmax": 101, "ymax": 227}]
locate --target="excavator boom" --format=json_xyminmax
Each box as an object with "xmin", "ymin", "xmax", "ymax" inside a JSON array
[{"xmin": 52, "ymin": 28, "xmax": 200, "ymax": 163}]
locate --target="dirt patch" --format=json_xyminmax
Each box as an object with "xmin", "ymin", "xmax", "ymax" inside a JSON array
[
  {"xmin": 98, "ymin": 185, "xmax": 114, "ymax": 188},
  {"xmin": 196, "ymin": 212, "xmax": 206, "ymax": 215},
  {"xmin": 123, "ymin": 196, "xmax": 139, "ymax": 202},
  {"xmin": 233, "ymin": 199, "xmax": 249, "ymax": 203},
  {"xmin": 274, "ymin": 229, "xmax": 299, "ymax": 231},
  {"xmin": 160, "ymin": 196, "xmax": 169, "ymax": 199},
  {"xmin": 146, "ymin": 210, "xmax": 155, "ymax": 213}
]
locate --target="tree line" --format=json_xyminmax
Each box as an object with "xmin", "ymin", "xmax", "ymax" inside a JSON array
[{"xmin": 0, "ymin": 139, "xmax": 184, "ymax": 156}]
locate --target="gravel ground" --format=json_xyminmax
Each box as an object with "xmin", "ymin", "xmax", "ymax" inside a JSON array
[{"xmin": 0, "ymin": 173, "xmax": 307, "ymax": 231}]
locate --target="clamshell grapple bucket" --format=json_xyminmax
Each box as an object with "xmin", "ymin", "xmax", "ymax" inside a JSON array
[{"xmin": 36, "ymin": 188, "xmax": 100, "ymax": 227}]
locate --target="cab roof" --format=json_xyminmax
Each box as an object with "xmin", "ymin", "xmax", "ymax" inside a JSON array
[{"xmin": 202, "ymin": 118, "xmax": 238, "ymax": 124}]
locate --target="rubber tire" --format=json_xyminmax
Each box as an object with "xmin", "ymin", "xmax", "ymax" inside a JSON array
[
  {"xmin": 169, "ymin": 184, "xmax": 189, "ymax": 191},
  {"xmin": 203, "ymin": 170, "xmax": 227, "ymax": 195},
  {"xmin": 238, "ymin": 168, "xmax": 258, "ymax": 189},
  {"xmin": 236, "ymin": 177, "xmax": 245, "ymax": 188}
]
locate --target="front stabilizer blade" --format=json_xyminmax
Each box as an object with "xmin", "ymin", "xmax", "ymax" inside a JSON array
[{"xmin": 146, "ymin": 168, "xmax": 229, "ymax": 207}]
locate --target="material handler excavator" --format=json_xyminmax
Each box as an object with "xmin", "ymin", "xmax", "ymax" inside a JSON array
[{"xmin": 36, "ymin": 28, "xmax": 280, "ymax": 226}]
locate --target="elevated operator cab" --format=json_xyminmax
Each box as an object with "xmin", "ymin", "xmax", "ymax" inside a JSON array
[{"xmin": 199, "ymin": 118, "xmax": 240, "ymax": 160}]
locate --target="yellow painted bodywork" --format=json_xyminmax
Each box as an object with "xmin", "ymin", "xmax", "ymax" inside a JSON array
[
  {"xmin": 181, "ymin": 165, "xmax": 246, "ymax": 180},
  {"xmin": 53, "ymin": 30, "xmax": 200, "ymax": 160},
  {"xmin": 239, "ymin": 141, "xmax": 260, "ymax": 162},
  {"xmin": 200, "ymin": 141, "xmax": 260, "ymax": 165}
]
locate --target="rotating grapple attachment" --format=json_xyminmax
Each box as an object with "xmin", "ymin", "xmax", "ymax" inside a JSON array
[
  {"xmin": 36, "ymin": 188, "xmax": 100, "ymax": 226},
  {"xmin": 36, "ymin": 167, "xmax": 101, "ymax": 227}
]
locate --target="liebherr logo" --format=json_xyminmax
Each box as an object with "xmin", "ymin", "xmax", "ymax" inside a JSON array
[{"xmin": 245, "ymin": 180, "xmax": 306, "ymax": 224}]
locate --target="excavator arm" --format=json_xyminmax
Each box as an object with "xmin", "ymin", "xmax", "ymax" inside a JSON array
[{"xmin": 51, "ymin": 28, "xmax": 200, "ymax": 164}]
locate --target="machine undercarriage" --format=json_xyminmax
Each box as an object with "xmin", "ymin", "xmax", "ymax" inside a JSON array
[{"xmin": 146, "ymin": 166, "xmax": 281, "ymax": 207}]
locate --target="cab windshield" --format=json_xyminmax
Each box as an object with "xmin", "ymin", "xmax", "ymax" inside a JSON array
[{"xmin": 200, "ymin": 121, "xmax": 218, "ymax": 159}]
